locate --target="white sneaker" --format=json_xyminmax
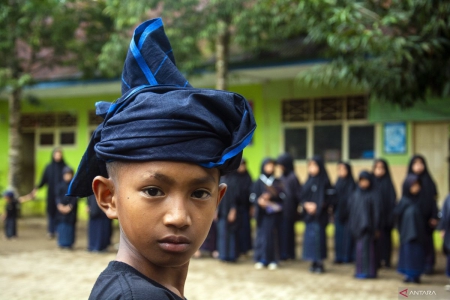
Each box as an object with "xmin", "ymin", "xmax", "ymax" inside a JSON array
[
  {"xmin": 254, "ymin": 262, "xmax": 264, "ymax": 270},
  {"xmin": 268, "ymin": 262, "xmax": 278, "ymax": 270}
]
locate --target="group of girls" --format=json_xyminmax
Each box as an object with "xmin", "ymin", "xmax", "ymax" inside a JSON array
[
  {"xmin": 251, "ymin": 154, "xmax": 444, "ymax": 283},
  {"xmin": 204, "ymin": 152, "xmax": 448, "ymax": 284}
]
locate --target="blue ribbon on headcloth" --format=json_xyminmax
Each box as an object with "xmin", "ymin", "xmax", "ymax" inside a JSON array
[{"xmin": 67, "ymin": 18, "xmax": 256, "ymax": 197}]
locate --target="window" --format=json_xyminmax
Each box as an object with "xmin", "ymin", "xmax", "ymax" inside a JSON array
[
  {"xmin": 21, "ymin": 112, "xmax": 77, "ymax": 147},
  {"xmin": 285, "ymin": 128, "xmax": 307, "ymax": 160},
  {"xmin": 349, "ymin": 126, "xmax": 375, "ymax": 159},
  {"xmin": 281, "ymin": 95, "xmax": 374, "ymax": 161},
  {"xmin": 88, "ymin": 110, "xmax": 104, "ymax": 126},
  {"xmin": 39, "ymin": 133, "xmax": 54, "ymax": 146},
  {"xmin": 314, "ymin": 125, "xmax": 342, "ymax": 161},
  {"xmin": 60, "ymin": 132, "xmax": 76, "ymax": 145}
]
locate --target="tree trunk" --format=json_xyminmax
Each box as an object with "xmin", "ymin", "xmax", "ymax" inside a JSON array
[
  {"xmin": 8, "ymin": 87, "xmax": 22, "ymax": 195},
  {"xmin": 215, "ymin": 19, "xmax": 230, "ymax": 91}
]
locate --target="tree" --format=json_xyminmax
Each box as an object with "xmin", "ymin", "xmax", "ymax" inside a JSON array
[
  {"xmin": 100, "ymin": 0, "xmax": 292, "ymax": 91},
  {"xmin": 289, "ymin": 0, "xmax": 450, "ymax": 107},
  {"xmin": 0, "ymin": 0, "xmax": 113, "ymax": 194}
]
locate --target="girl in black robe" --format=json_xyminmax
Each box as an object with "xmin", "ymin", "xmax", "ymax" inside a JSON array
[
  {"xmin": 3, "ymin": 191, "xmax": 19, "ymax": 239},
  {"xmin": 438, "ymin": 193, "xmax": 450, "ymax": 281},
  {"xmin": 276, "ymin": 153, "xmax": 302, "ymax": 260},
  {"xmin": 87, "ymin": 195, "xmax": 112, "ymax": 252},
  {"xmin": 301, "ymin": 156, "xmax": 334, "ymax": 273},
  {"xmin": 333, "ymin": 162, "xmax": 356, "ymax": 263},
  {"xmin": 395, "ymin": 174, "xmax": 427, "ymax": 283},
  {"xmin": 34, "ymin": 148, "xmax": 67, "ymax": 238},
  {"xmin": 251, "ymin": 158, "xmax": 283, "ymax": 269},
  {"xmin": 56, "ymin": 167, "xmax": 78, "ymax": 249},
  {"xmin": 373, "ymin": 158, "xmax": 397, "ymax": 268},
  {"xmin": 234, "ymin": 159, "xmax": 253, "ymax": 255},
  {"xmin": 349, "ymin": 171, "xmax": 381, "ymax": 279},
  {"xmin": 407, "ymin": 155, "xmax": 439, "ymax": 274}
]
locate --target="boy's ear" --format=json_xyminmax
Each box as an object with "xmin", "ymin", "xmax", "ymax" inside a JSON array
[
  {"xmin": 92, "ymin": 176, "xmax": 118, "ymax": 220},
  {"xmin": 216, "ymin": 183, "xmax": 227, "ymax": 207}
]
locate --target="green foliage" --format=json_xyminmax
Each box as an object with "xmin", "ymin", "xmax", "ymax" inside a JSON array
[
  {"xmin": 293, "ymin": 0, "xmax": 450, "ymax": 107},
  {"xmin": 0, "ymin": 0, "xmax": 114, "ymax": 88},
  {"xmin": 99, "ymin": 0, "xmax": 294, "ymax": 77}
]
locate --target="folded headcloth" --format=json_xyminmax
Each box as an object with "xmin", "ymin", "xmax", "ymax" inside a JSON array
[{"xmin": 67, "ymin": 18, "xmax": 256, "ymax": 197}]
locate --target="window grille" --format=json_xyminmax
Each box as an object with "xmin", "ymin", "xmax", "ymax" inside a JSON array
[{"xmin": 282, "ymin": 99, "xmax": 310, "ymax": 122}]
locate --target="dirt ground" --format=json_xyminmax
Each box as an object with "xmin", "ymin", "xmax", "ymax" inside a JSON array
[{"xmin": 1, "ymin": 218, "xmax": 450, "ymax": 300}]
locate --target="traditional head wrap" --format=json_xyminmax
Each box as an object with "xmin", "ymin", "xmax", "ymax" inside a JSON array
[
  {"xmin": 67, "ymin": 18, "xmax": 256, "ymax": 197},
  {"xmin": 3, "ymin": 190, "xmax": 14, "ymax": 199}
]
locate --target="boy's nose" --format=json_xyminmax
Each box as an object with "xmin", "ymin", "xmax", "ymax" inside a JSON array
[{"xmin": 163, "ymin": 199, "xmax": 192, "ymax": 229}]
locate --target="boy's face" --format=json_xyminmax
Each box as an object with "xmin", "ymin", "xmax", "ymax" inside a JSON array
[
  {"xmin": 359, "ymin": 178, "xmax": 370, "ymax": 190},
  {"xmin": 93, "ymin": 161, "xmax": 226, "ymax": 268}
]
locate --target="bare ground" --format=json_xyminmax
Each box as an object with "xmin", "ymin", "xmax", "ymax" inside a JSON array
[{"xmin": 1, "ymin": 218, "xmax": 449, "ymax": 300}]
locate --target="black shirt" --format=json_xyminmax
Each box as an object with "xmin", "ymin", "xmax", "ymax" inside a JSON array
[{"xmin": 89, "ymin": 261, "xmax": 185, "ymax": 300}]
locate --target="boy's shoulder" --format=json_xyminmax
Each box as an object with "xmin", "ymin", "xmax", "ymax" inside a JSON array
[{"xmin": 88, "ymin": 261, "xmax": 184, "ymax": 300}]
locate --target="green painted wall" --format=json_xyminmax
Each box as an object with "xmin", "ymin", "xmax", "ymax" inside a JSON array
[{"xmin": 369, "ymin": 97, "xmax": 450, "ymax": 122}]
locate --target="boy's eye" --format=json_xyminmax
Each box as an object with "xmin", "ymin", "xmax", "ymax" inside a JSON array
[
  {"xmin": 144, "ymin": 187, "xmax": 164, "ymax": 197},
  {"xmin": 191, "ymin": 190, "xmax": 211, "ymax": 199}
]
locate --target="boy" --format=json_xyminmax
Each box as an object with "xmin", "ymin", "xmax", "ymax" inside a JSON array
[
  {"xmin": 67, "ymin": 18, "xmax": 256, "ymax": 299},
  {"xmin": 56, "ymin": 166, "xmax": 78, "ymax": 249}
]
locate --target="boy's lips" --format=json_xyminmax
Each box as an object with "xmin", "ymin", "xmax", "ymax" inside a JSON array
[{"xmin": 157, "ymin": 235, "xmax": 191, "ymax": 253}]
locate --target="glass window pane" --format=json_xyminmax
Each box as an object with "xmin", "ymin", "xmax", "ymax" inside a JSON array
[
  {"xmin": 349, "ymin": 126, "xmax": 374, "ymax": 159},
  {"xmin": 285, "ymin": 128, "xmax": 307, "ymax": 160},
  {"xmin": 39, "ymin": 133, "xmax": 54, "ymax": 146},
  {"xmin": 314, "ymin": 125, "xmax": 342, "ymax": 161},
  {"xmin": 60, "ymin": 132, "xmax": 75, "ymax": 145}
]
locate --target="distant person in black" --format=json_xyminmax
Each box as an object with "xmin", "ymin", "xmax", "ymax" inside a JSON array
[
  {"xmin": 407, "ymin": 155, "xmax": 438, "ymax": 274},
  {"xmin": 2, "ymin": 190, "xmax": 34, "ymax": 239},
  {"xmin": 3, "ymin": 191, "xmax": 19, "ymax": 239},
  {"xmin": 234, "ymin": 159, "xmax": 253, "ymax": 255},
  {"xmin": 395, "ymin": 174, "xmax": 427, "ymax": 284},
  {"xmin": 33, "ymin": 147, "xmax": 67, "ymax": 238},
  {"xmin": 349, "ymin": 171, "xmax": 381, "ymax": 279},
  {"xmin": 276, "ymin": 153, "xmax": 302, "ymax": 261},
  {"xmin": 372, "ymin": 158, "xmax": 397, "ymax": 268},
  {"xmin": 333, "ymin": 162, "xmax": 356, "ymax": 264},
  {"xmin": 56, "ymin": 167, "xmax": 78, "ymax": 249},
  {"xmin": 87, "ymin": 194, "xmax": 112, "ymax": 252},
  {"xmin": 301, "ymin": 156, "xmax": 334, "ymax": 273}
]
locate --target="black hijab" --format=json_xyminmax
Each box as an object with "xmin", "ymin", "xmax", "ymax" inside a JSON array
[
  {"xmin": 300, "ymin": 156, "xmax": 332, "ymax": 222},
  {"xmin": 349, "ymin": 171, "xmax": 381, "ymax": 238},
  {"xmin": 372, "ymin": 158, "xmax": 397, "ymax": 229},
  {"xmin": 277, "ymin": 153, "xmax": 302, "ymax": 221},
  {"xmin": 395, "ymin": 174, "xmax": 427, "ymax": 245},
  {"xmin": 407, "ymin": 155, "xmax": 438, "ymax": 219},
  {"xmin": 335, "ymin": 162, "xmax": 356, "ymax": 222}
]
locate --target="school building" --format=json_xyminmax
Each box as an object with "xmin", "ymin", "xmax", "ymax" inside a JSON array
[{"xmin": 1, "ymin": 61, "xmax": 449, "ymax": 217}]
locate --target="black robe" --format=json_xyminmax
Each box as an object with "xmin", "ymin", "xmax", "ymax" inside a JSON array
[
  {"xmin": 56, "ymin": 181, "xmax": 78, "ymax": 225},
  {"xmin": 395, "ymin": 194, "xmax": 427, "ymax": 246},
  {"xmin": 300, "ymin": 157, "xmax": 334, "ymax": 227},
  {"xmin": 438, "ymin": 194, "xmax": 450, "ymax": 254},
  {"xmin": 37, "ymin": 154, "xmax": 67, "ymax": 216},
  {"xmin": 334, "ymin": 163, "xmax": 356, "ymax": 223},
  {"xmin": 348, "ymin": 177, "xmax": 381, "ymax": 239},
  {"xmin": 407, "ymin": 155, "xmax": 438, "ymax": 228},
  {"xmin": 373, "ymin": 159, "xmax": 397, "ymax": 230}
]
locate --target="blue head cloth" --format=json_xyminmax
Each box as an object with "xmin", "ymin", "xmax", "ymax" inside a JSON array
[{"xmin": 67, "ymin": 18, "xmax": 256, "ymax": 197}]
